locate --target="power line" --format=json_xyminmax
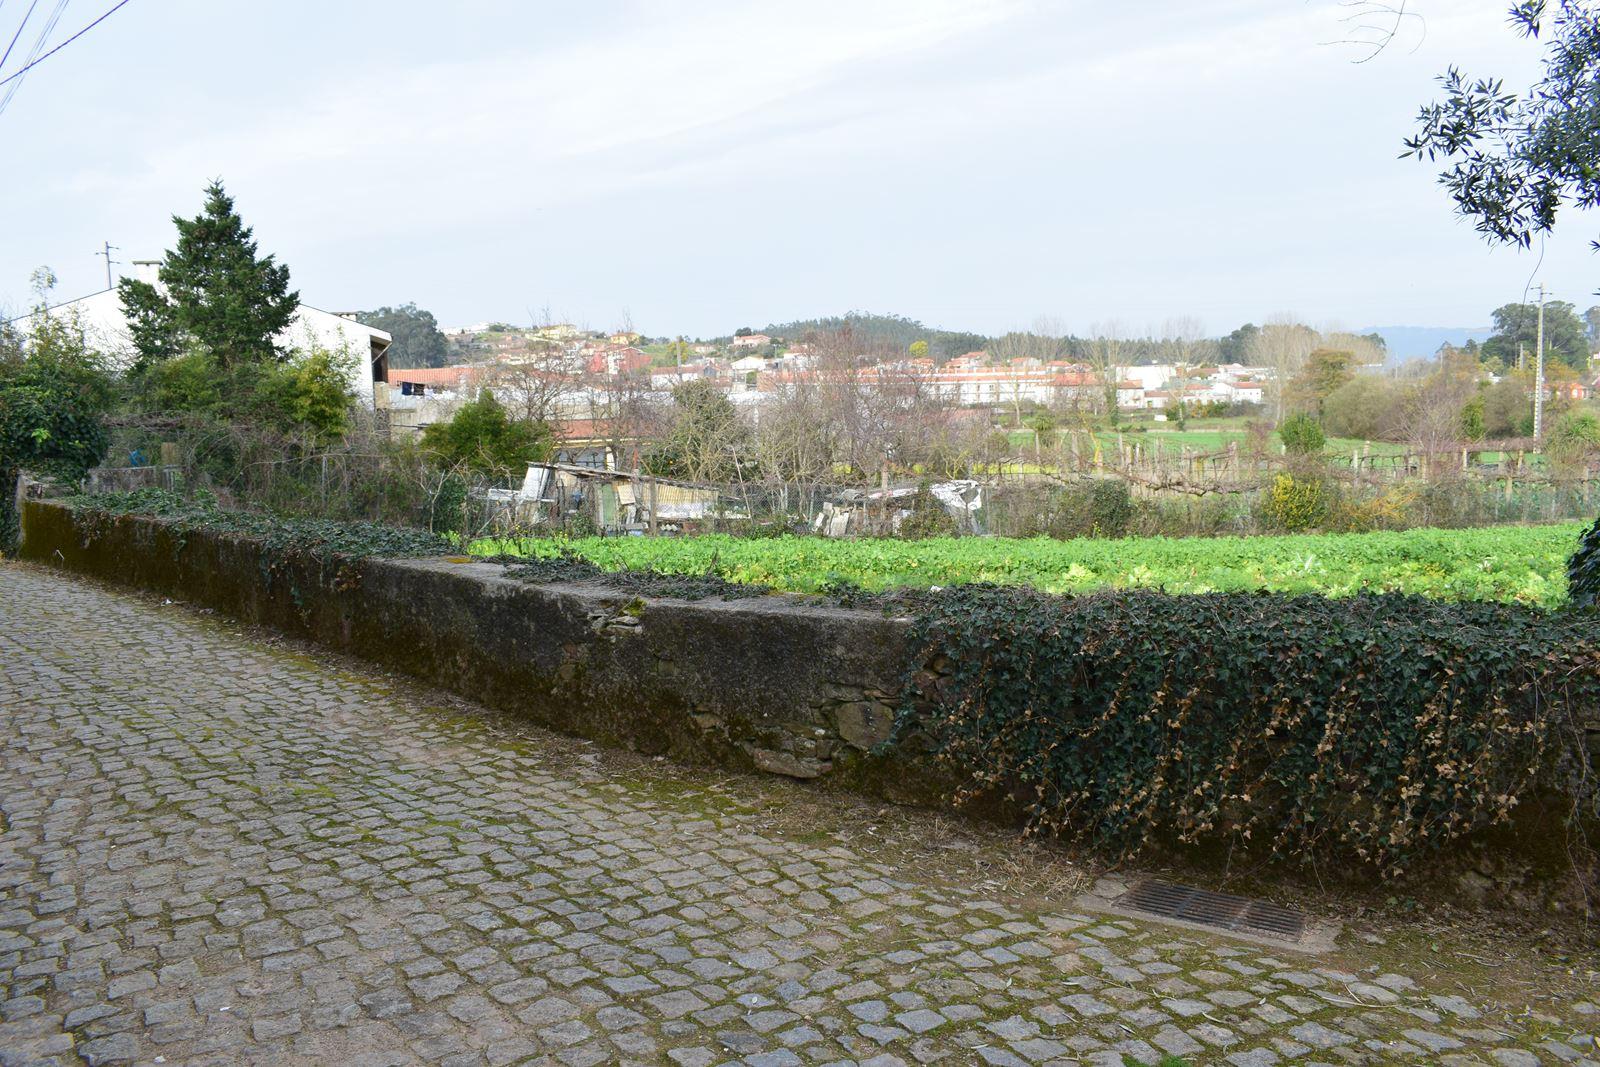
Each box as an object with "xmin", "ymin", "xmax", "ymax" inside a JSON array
[
  {"xmin": 0, "ymin": 0, "xmax": 128, "ymax": 92},
  {"xmin": 0, "ymin": 0, "xmax": 67, "ymax": 114},
  {"xmin": 0, "ymin": 0, "xmax": 41, "ymax": 75}
]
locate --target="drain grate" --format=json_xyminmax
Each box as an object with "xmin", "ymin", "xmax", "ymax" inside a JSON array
[{"xmin": 1116, "ymin": 879, "xmax": 1306, "ymax": 941}]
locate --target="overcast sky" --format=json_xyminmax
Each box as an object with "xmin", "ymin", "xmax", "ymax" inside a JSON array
[{"xmin": 1, "ymin": 0, "xmax": 1594, "ymax": 339}]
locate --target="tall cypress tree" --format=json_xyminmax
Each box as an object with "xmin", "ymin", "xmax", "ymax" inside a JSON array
[{"xmin": 118, "ymin": 180, "xmax": 299, "ymax": 369}]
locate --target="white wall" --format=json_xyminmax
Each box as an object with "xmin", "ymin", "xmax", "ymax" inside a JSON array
[
  {"xmin": 282, "ymin": 305, "xmax": 391, "ymax": 408},
  {"xmin": 1116, "ymin": 364, "xmax": 1177, "ymax": 390}
]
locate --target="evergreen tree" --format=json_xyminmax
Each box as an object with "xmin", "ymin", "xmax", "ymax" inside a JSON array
[
  {"xmin": 1481, "ymin": 300, "xmax": 1590, "ymax": 371},
  {"xmin": 117, "ymin": 180, "xmax": 299, "ymax": 370},
  {"xmin": 420, "ymin": 390, "xmax": 551, "ymax": 478},
  {"xmin": 360, "ymin": 304, "xmax": 448, "ymax": 368}
]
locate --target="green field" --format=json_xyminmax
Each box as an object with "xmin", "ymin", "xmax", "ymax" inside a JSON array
[
  {"xmin": 473, "ymin": 522, "xmax": 1585, "ymax": 608},
  {"xmin": 1003, "ymin": 416, "xmax": 1548, "ymax": 467}
]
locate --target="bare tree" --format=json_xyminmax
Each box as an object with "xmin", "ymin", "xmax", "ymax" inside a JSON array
[
  {"xmin": 752, "ymin": 376, "xmax": 838, "ymax": 519},
  {"xmin": 1320, "ymin": 328, "xmax": 1386, "ymax": 368},
  {"xmin": 1324, "ymin": 0, "xmax": 1425, "ymax": 63},
  {"xmin": 584, "ymin": 365, "xmax": 661, "ymax": 471},
  {"xmin": 1402, "ymin": 350, "xmax": 1478, "ymax": 472},
  {"xmin": 1086, "ymin": 320, "xmax": 1126, "ymax": 419},
  {"xmin": 1161, "ymin": 316, "xmax": 1206, "ymax": 368},
  {"xmin": 988, "ymin": 322, "xmax": 1068, "ymax": 429},
  {"xmin": 490, "ymin": 338, "xmax": 578, "ymax": 427},
  {"xmin": 1248, "ymin": 315, "xmax": 1320, "ymax": 422},
  {"xmin": 810, "ymin": 325, "xmax": 901, "ymax": 482}
]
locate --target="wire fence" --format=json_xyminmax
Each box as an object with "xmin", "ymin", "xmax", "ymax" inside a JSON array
[{"xmin": 95, "ymin": 414, "xmax": 1600, "ymax": 543}]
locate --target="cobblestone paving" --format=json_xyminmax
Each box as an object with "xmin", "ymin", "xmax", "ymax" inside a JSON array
[{"xmin": 2, "ymin": 562, "xmax": 1597, "ymax": 1067}]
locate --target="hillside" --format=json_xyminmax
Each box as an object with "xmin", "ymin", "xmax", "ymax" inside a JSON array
[{"xmin": 759, "ymin": 311, "xmax": 988, "ymax": 360}]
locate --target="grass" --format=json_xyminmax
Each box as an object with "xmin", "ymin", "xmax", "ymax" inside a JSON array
[{"xmin": 472, "ymin": 521, "xmax": 1585, "ymax": 608}]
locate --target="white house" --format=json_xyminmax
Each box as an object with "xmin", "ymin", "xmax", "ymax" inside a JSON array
[
  {"xmin": 21, "ymin": 261, "xmax": 393, "ymax": 407},
  {"xmin": 1116, "ymin": 364, "xmax": 1178, "ymax": 390},
  {"xmin": 1213, "ymin": 379, "xmax": 1265, "ymax": 405},
  {"xmin": 1115, "ymin": 382, "xmax": 1146, "ymax": 409}
]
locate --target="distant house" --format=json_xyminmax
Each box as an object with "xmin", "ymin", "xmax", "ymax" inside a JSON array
[
  {"xmin": 1215, "ymin": 379, "xmax": 1265, "ymax": 405},
  {"xmin": 608, "ymin": 330, "xmax": 642, "ymax": 345},
  {"xmin": 536, "ymin": 323, "xmax": 582, "ymax": 342},
  {"xmin": 730, "ymin": 333, "xmax": 772, "ymax": 348},
  {"xmin": 380, "ymin": 365, "xmax": 490, "ymax": 438},
  {"xmin": 650, "ymin": 363, "xmax": 717, "ymax": 391},
  {"xmin": 585, "ymin": 345, "xmax": 650, "ymax": 377},
  {"xmin": 18, "ymin": 260, "xmax": 393, "ymax": 407},
  {"xmin": 1117, "ymin": 364, "xmax": 1178, "ymax": 390},
  {"xmin": 387, "ymin": 366, "xmax": 489, "ymax": 393}
]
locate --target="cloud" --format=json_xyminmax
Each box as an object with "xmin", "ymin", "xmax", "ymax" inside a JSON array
[{"xmin": 65, "ymin": 0, "xmax": 1029, "ymax": 226}]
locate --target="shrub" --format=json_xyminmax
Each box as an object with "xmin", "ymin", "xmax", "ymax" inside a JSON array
[
  {"xmin": 894, "ymin": 586, "xmax": 1599, "ymax": 875},
  {"xmin": 133, "ymin": 341, "xmax": 358, "ymax": 446},
  {"xmin": 1323, "ymin": 377, "xmax": 1400, "ymax": 440},
  {"xmin": 1088, "ymin": 479, "xmax": 1133, "ymax": 537},
  {"xmin": 259, "ymin": 344, "xmax": 358, "ymax": 444},
  {"xmin": 899, "ymin": 484, "xmax": 959, "ymax": 539},
  {"xmin": 420, "ymin": 389, "xmax": 552, "ymax": 479},
  {"xmin": 1277, "ymin": 412, "xmax": 1326, "ymax": 454},
  {"xmin": 1260, "ymin": 471, "xmax": 1328, "ymax": 531},
  {"xmin": 1547, "ymin": 410, "xmax": 1600, "ymax": 470},
  {"xmin": 130, "ymin": 349, "xmax": 225, "ymax": 413},
  {"xmin": 1572, "ymin": 513, "xmax": 1600, "ymax": 608},
  {"xmin": 427, "ymin": 471, "xmax": 470, "ymax": 535},
  {"xmin": 0, "ymin": 300, "xmax": 114, "ymax": 548},
  {"xmin": 0, "ymin": 299, "xmax": 114, "ymax": 483}
]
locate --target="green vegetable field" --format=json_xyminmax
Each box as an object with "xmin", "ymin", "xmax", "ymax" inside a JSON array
[{"xmin": 473, "ymin": 522, "xmax": 1586, "ymax": 607}]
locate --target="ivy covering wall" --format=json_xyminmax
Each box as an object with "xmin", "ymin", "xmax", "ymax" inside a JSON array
[
  {"xmin": 1572, "ymin": 513, "xmax": 1600, "ymax": 608},
  {"xmin": 894, "ymin": 586, "xmax": 1599, "ymax": 876}
]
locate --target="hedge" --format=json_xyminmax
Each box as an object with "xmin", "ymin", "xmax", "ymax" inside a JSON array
[
  {"xmin": 1573, "ymin": 512, "xmax": 1600, "ymax": 608},
  {"xmin": 894, "ymin": 586, "xmax": 1600, "ymax": 876}
]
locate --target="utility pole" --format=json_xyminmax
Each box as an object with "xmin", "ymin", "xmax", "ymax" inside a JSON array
[
  {"xmin": 1534, "ymin": 284, "xmax": 1547, "ymax": 439},
  {"xmin": 94, "ymin": 241, "xmax": 120, "ymax": 289}
]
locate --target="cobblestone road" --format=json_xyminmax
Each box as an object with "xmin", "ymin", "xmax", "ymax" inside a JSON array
[{"xmin": 1, "ymin": 562, "xmax": 1596, "ymax": 1067}]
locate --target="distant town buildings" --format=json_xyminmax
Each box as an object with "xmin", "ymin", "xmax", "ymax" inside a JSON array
[{"xmin": 375, "ymin": 319, "xmax": 1302, "ymax": 464}]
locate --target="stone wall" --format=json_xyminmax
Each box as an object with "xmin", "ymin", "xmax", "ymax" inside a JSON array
[{"xmin": 18, "ymin": 500, "xmax": 942, "ymax": 801}]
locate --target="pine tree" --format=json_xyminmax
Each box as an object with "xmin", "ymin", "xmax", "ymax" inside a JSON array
[{"xmin": 117, "ymin": 180, "xmax": 299, "ymax": 369}]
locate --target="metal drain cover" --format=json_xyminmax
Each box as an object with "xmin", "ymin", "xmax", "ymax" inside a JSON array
[{"xmin": 1116, "ymin": 879, "xmax": 1306, "ymax": 942}]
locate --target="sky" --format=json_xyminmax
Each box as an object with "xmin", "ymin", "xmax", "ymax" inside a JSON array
[{"xmin": 1, "ymin": 0, "xmax": 1596, "ymax": 344}]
